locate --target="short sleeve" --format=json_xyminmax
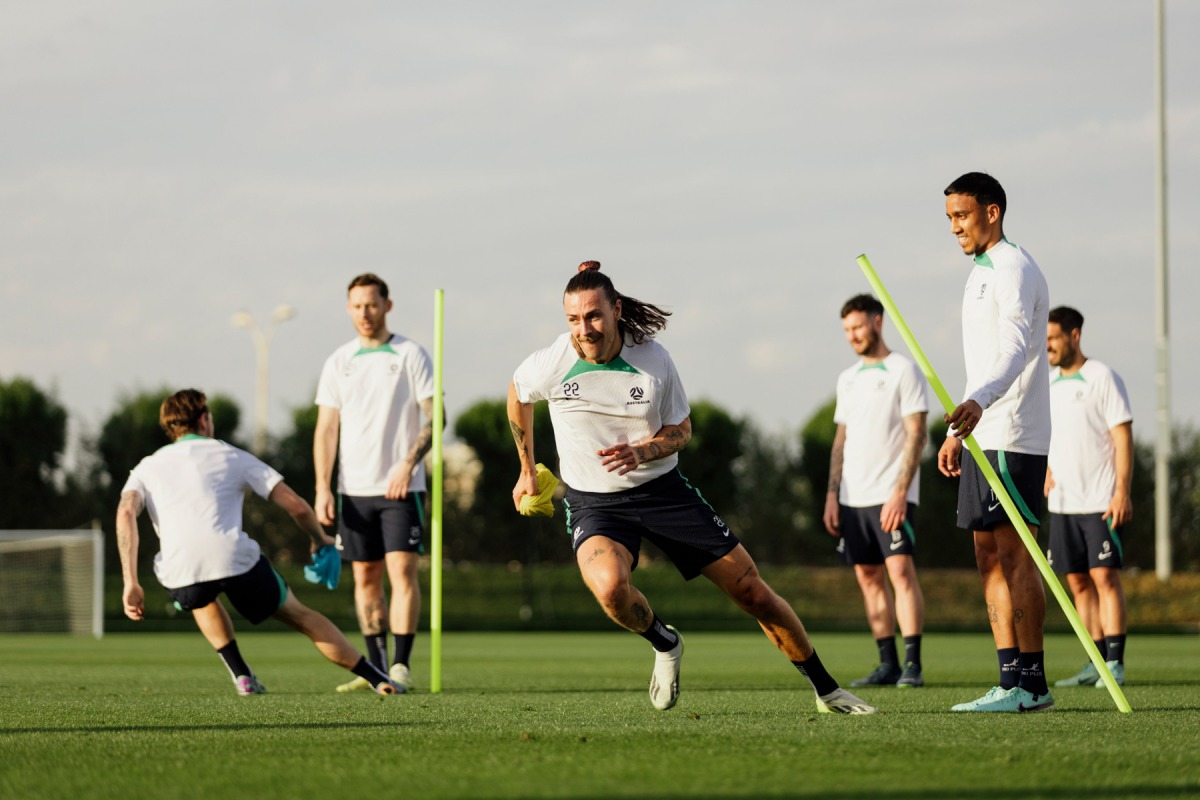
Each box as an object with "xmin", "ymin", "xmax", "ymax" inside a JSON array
[
  {"xmin": 314, "ymin": 354, "xmax": 341, "ymax": 409},
  {"xmin": 656, "ymin": 349, "xmax": 690, "ymax": 427},
  {"xmin": 238, "ymin": 450, "xmax": 285, "ymax": 499},
  {"xmin": 898, "ymin": 359, "xmax": 930, "ymax": 417},
  {"xmin": 512, "ymin": 348, "xmax": 554, "ymax": 404},
  {"xmin": 1102, "ymin": 369, "xmax": 1134, "ymax": 430},
  {"xmin": 121, "ymin": 465, "xmax": 147, "ymax": 499},
  {"xmin": 832, "ymin": 371, "xmax": 849, "ymax": 425},
  {"xmin": 410, "ymin": 345, "xmax": 436, "ymax": 402}
]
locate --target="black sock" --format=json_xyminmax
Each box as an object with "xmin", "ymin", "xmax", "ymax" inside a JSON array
[
  {"xmin": 638, "ymin": 615, "xmax": 680, "ymax": 653},
  {"xmin": 1105, "ymin": 634, "xmax": 1126, "ymax": 664},
  {"xmin": 1019, "ymin": 651, "xmax": 1048, "ymax": 696},
  {"xmin": 877, "ymin": 636, "xmax": 899, "ymax": 668},
  {"xmin": 1093, "ymin": 638, "xmax": 1105, "ymax": 658},
  {"xmin": 392, "ymin": 633, "xmax": 415, "ymax": 668},
  {"xmin": 902, "ymin": 635, "xmax": 922, "ymax": 668},
  {"xmin": 794, "ymin": 651, "xmax": 839, "ymax": 696},
  {"xmin": 365, "ymin": 634, "xmax": 388, "ymax": 671},
  {"xmin": 998, "ymin": 647, "xmax": 1020, "ymax": 690},
  {"xmin": 351, "ymin": 656, "xmax": 391, "ymax": 690},
  {"xmin": 217, "ymin": 641, "xmax": 252, "ymax": 680}
]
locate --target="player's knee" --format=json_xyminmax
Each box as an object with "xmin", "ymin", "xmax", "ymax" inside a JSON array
[
  {"xmin": 1090, "ymin": 568, "xmax": 1122, "ymax": 591},
  {"xmin": 731, "ymin": 578, "xmax": 776, "ymax": 617}
]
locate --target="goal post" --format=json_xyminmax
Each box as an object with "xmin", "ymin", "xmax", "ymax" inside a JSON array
[{"xmin": 0, "ymin": 529, "xmax": 104, "ymax": 638}]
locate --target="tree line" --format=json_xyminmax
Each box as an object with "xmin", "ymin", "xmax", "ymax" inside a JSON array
[{"xmin": 2, "ymin": 375, "xmax": 1197, "ymax": 574}]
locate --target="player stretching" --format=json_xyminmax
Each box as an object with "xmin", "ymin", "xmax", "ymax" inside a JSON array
[
  {"xmin": 1045, "ymin": 306, "xmax": 1133, "ymax": 689},
  {"xmin": 315, "ymin": 273, "xmax": 440, "ymax": 693},
  {"xmin": 508, "ymin": 261, "xmax": 876, "ymax": 715},
  {"xmin": 937, "ymin": 173, "xmax": 1055, "ymax": 713},
  {"xmin": 824, "ymin": 294, "xmax": 929, "ymax": 688},
  {"xmin": 117, "ymin": 389, "xmax": 396, "ymax": 695}
]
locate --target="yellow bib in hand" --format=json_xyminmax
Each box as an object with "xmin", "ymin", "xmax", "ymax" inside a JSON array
[{"xmin": 519, "ymin": 463, "xmax": 559, "ymax": 517}]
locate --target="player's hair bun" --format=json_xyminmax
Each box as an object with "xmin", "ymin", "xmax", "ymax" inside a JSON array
[{"xmin": 578, "ymin": 261, "xmax": 601, "ymax": 272}]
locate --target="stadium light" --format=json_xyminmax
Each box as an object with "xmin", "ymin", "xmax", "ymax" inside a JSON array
[{"xmin": 231, "ymin": 305, "xmax": 296, "ymax": 455}]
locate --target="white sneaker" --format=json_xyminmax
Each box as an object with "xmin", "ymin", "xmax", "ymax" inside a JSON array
[
  {"xmin": 388, "ymin": 663, "xmax": 413, "ymax": 694},
  {"xmin": 235, "ymin": 674, "xmax": 267, "ymax": 696},
  {"xmin": 816, "ymin": 687, "xmax": 878, "ymax": 714},
  {"xmin": 1096, "ymin": 661, "xmax": 1125, "ymax": 688},
  {"xmin": 335, "ymin": 676, "xmax": 373, "ymax": 693},
  {"xmin": 649, "ymin": 626, "xmax": 683, "ymax": 711}
]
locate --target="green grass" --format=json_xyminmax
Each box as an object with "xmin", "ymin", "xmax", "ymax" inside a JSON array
[{"xmin": 2, "ymin": 631, "xmax": 1198, "ymax": 799}]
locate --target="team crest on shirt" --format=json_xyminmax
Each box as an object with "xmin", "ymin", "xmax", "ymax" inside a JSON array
[
  {"xmin": 627, "ymin": 386, "xmax": 649, "ymax": 405},
  {"xmin": 977, "ymin": 283, "xmax": 988, "ymax": 299}
]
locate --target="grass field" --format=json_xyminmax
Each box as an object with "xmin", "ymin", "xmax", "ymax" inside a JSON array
[{"xmin": 2, "ymin": 631, "xmax": 1198, "ymax": 799}]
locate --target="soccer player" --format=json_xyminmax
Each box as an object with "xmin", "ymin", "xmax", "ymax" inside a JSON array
[
  {"xmin": 314, "ymin": 273, "xmax": 439, "ymax": 693},
  {"xmin": 117, "ymin": 389, "xmax": 396, "ymax": 695},
  {"xmin": 824, "ymin": 294, "xmax": 928, "ymax": 688},
  {"xmin": 507, "ymin": 261, "xmax": 877, "ymax": 715},
  {"xmin": 1045, "ymin": 306, "xmax": 1133, "ymax": 688},
  {"xmin": 937, "ymin": 172, "xmax": 1055, "ymax": 713}
]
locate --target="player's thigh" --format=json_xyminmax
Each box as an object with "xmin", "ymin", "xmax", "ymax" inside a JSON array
[
  {"xmin": 574, "ymin": 534, "xmax": 637, "ymax": 599},
  {"xmin": 339, "ymin": 495, "xmax": 386, "ymax": 562},
  {"xmin": 839, "ymin": 505, "xmax": 887, "ymax": 566},
  {"xmin": 221, "ymin": 556, "xmax": 288, "ymax": 625},
  {"xmin": 1078, "ymin": 514, "xmax": 1124, "ymax": 570},
  {"xmin": 384, "ymin": 550, "xmax": 420, "ymax": 586},
  {"xmin": 380, "ymin": 494, "xmax": 425, "ymax": 555},
  {"xmin": 1048, "ymin": 513, "xmax": 1090, "ymax": 574}
]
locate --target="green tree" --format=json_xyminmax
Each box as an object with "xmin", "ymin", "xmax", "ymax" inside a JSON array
[
  {"xmin": 0, "ymin": 377, "xmax": 73, "ymax": 528},
  {"xmin": 731, "ymin": 422, "xmax": 814, "ymax": 564},
  {"xmin": 796, "ymin": 398, "xmax": 837, "ymax": 540},
  {"xmin": 679, "ymin": 399, "xmax": 745, "ymax": 516}
]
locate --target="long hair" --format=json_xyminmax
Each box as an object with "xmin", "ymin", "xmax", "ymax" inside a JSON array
[
  {"xmin": 565, "ymin": 262, "xmax": 670, "ymax": 346},
  {"xmin": 160, "ymin": 389, "xmax": 208, "ymax": 441}
]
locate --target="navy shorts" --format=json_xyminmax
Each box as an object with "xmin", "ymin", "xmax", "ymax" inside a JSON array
[
  {"xmin": 836, "ymin": 503, "xmax": 917, "ymax": 565},
  {"xmin": 337, "ymin": 493, "xmax": 426, "ymax": 562},
  {"xmin": 166, "ymin": 555, "xmax": 287, "ymax": 625},
  {"xmin": 1047, "ymin": 512, "xmax": 1124, "ymax": 572},
  {"xmin": 562, "ymin": 470, "xmax": 740, "ymax": 580},
  {"xmin": 957, "ymin": 449, "xmax": 1046, "ymax": 532}
]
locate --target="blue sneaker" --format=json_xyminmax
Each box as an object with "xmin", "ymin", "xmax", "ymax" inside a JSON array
[
  {"xmin": 952, "ymin": 686, "xmax": 1054, "ymax": 712},
  {"xmin": 1095, "ymin": 661, "xmax": 1124, "ymax": 688},
  {"xmin": 1054, "ymin": 661, "xmax": 1100, "ymax": 687}
]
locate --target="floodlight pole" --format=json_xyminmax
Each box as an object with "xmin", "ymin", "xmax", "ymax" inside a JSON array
[
  {"xmin": 1153, "ymin": 0, "xmax": 1172, "ymax": 581},
  {"xmin": 232, "ymin": 305, "xmax": 296, "ymax": 455}
]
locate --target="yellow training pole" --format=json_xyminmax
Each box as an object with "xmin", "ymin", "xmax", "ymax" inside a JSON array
[
  {"xmin": 855, "ymin": 254, "xmax": 1131, "ymax": 713},
  {"xmin": 430, "ymin": 289, "xmax": 445, "ymax": 693}
]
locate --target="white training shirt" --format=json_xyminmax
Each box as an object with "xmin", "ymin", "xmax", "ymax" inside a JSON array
[
  {"xmin": 958, "ymin": 238, "xmax": 1051, "ymax": 454},
  {"xmin": 834, "ymin": 351, "xmax": 929, "ymax": 507},
  {"xmin": 121, "ymin": 435, "xmax": 281, "ymax": 589},
  {"xmin": 513, "ymin": 333, "xmax": 690, "ymax": 493},
  {"xmin": 316, "ymin": 334, "xmax": 435, "ymax": 496},
  {"xmin": 1047, "ymin": 359, "xmax": 1133, "ymax": 514}
]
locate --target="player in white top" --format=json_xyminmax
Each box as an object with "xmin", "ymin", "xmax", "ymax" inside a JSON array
[
  {"xmin": 823, "ymin": 294, "xmax": 928, "ymax": 688},
  {"xmin": 508, "ymin": 262, "xmax": 876, "ymax": 715},
  {"xmin": 314, "ymin": 273, "xmax": 440, "ymax": 693},
  {"xmin": 937, "ymin": 172, "xmax": 1055, "ymax": 713},
  {"xmin": 117, "ymin": 389, "xmax": 396, "ymax": 695},
  {"xmin": 1044, "ymin": 306, "xmax": 1133, "ymax": 689}
]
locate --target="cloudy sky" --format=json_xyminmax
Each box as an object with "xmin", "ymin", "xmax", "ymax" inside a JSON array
[{"xmin": 3, "ymin": 2, "xmax": 1197, "ymax": 455}]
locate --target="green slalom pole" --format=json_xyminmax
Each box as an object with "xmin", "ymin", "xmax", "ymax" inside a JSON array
[
  {"xmin": 855, "ymin": 254, "xmax": 1131, "ymax": 714},
  {"xmin": 430, "ymin": 289, "xmax": 445, "ymax": 693}
]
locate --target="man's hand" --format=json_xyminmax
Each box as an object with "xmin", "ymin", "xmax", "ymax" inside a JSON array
[
  {"xmin": 123, "ymin": 583, "xmax": 145, "ymax": 621},
  {"xmin": 312, "ymin": 530, "xmax": 337, "ymax": 553},
  {"xmin": 945, "ymin": 399, "xmax": 983, "ymax": 439},
  {"xmin": 314, "ymin": 488, "xmax": 337, "ymax": 527},
  {"xmin": 385, "ymin": 461, "xmax": 415, "ymax": 500},
  {"xmin": 880, "ymin": 491, "xmax": 908, "ymax": 533},
  {"xmin": 512, "ymin": 469, "xmax": 539, "ymax": 512},
  {"xmin": 938, "ymin": 436, "xmax": 963, "ymax": 477},
  {"xmin": 598, "ymin": 442, "xmax": 642, "ymax": 476},
  {"xmin": 1044, "ymin": 466, "xmax": 1055, "ymax": 498},
  {"xmin": 1104, "ymin": 490, "xmax": 1133, "ymax": 529},
  {"xmin": 822, "ymin": 492, "xmax": 841, "ymax": 536}
]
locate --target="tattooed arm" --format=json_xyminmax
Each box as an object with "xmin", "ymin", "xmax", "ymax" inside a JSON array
[
  {"xmin": 507, "ymin": 382, "xmax": 539, "ymax": 510},
  {"xmin": 598, "ymin": 417, "xmax": 692, "ymax": 476},
  {"xmin": 385, "ymin": 396, "xmax": 445, "ymax": 500},
  {"xmin": 116, "ymin": 490, "xmax": 146, "ymax": 621},
  {"xmin": 880, "ymin": 411, "xmax": 927, "ymax": 533},
  {"xmin": 822, "ymin": 424, "xmax": 847, "ymax": 536}
]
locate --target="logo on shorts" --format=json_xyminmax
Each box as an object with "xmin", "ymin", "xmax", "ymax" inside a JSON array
[
  {"xmin": 713, "ymin": 515, "xmax": 730, "ymax": 537},
  {"xmin": 889, "ymin": 531, "xmax": 904, "ymax": 550},
  {"xmin": 334, "ymin": 534, "xmax": 344, "ymax": 551},
  {"xmin": 1098, "ymin": 541, "xmax": 1113, "ymax": 560},
  {"xmin": 408, "ymin": 526, "xmax": 422, "ymax": 546},
  {"xmin": 572, "ymin": 525, "xmax": 584, "ymax": 542},
  {"xmin": 1046, "ymin": 548, "xmax": 1053, "ymax": 566}
]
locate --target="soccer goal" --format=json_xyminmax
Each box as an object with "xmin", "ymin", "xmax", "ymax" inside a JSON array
[{"xmin": 0, "ymin": 529, "xmax": 104, "ymax": 638}]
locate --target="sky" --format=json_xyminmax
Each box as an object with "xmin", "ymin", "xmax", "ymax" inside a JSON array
[{"xmin": 3, "ymin": 1, "xmax": 1198, "ymax": 455}]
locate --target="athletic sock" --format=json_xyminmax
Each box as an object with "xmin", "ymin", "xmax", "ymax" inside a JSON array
[
  {"xmin": 1019, "ymin": 650, "xmax": 1049, "ymax": 696},
  {"xmin": 902, "ymin": 635, "xmax": 922, "ymax": 668},
  {"xmin": 639, "ymin": 615, "xmax": 680, "ymax": 653},
  {"xmin": 1105, "ymin": 634, "xmax": 1127, "ymax": 664},
  {"xmin": 364, "ymin": 634, "xmax": 388, "ymax": 671},
  {"xmin": 998, "ymin": 647, "xmax": 1020, "ymax": 690},
  {"xmin": 350, "ymin": 656, "xmax": 392, "ymax": 690},
  {"xmin": 877, "ymin": 636, "xmax": 900, "ymax": 668},
  {"xmin": 793, "ymin": 651, "xmax": 839, "ymax": 697},
  {"xmin": 1093, "ymin": 638, "xmax": 1106, "ymax": 659},
  {"xmin": 392, "ymin": 633, "xmax": 415, "ymax": 668},
  {"xmin": 216, "ymin": 641, "xmax": 252, "ymax": 680}
]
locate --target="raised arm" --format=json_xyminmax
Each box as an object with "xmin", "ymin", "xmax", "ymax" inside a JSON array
[
  {"xmin": 313, "ymin": 404, "xmax": 340, "ymax": 526},
  {"xmin": 598, "ymin": 417, "xmax": 692, "ymax": 476},
  {"xmin": 269, "ymin": 481, "xmax": 335, "ymax": 552},
  {"xmin": 116, "ymin": 490, "xmax": 145, "ymax": 621},
  {"xmin": 823, "ymin": 424, "xmax": 847, "ymax": 536},
  {"xmin": 508, "ymin": 382, "xmax": 539, "ymax": 510},
  {"xmin": 386, "ymin": 395, "xmax": 445, "ymax": 500},
  {"xmin": 881, "ymin": 411, "xmax": 928, "ymax": 533}
]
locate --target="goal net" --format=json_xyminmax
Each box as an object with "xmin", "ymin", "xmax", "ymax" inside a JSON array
[{"xmin": 0, "ymin": 530, "xmax": 104, "ymax": 638}]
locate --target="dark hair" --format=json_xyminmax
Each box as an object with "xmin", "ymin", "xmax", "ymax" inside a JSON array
[
  {"xmin": 840, "ymin": 293, "xmax": 884, "ymax": 319},
  {"xmin": 160, "ymin": 389, "xmax": 208, "ymax": 441},
  {"xmin": 565, "ymin": 261, "xmax": 671, "ymax": 345},
  {"xmin": 347, "ymin": 273, "xmax": 389, "ymax": 299},
  {"xmin": 1048, "ymin": 306, "xmax": 1084, "ymax": 334},
  {"xmin": 944, "ymin": 172, "xmax": 1007, "ymax": 220}
]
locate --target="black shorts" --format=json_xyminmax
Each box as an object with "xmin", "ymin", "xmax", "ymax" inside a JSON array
[
  {"xmin": 166, "ymin": 555, "xmax": 287, "ymax": 625},
  {"xmin": 957, "ymin": 449, "xmax": 1046, "ymax": 532},
  {"xmin": 1047, "ymin": 512, "xmax": 1124, "ymax": 573},
  {"xmin": 337, "ymin": 493, "xmax": 426, "ymax": 562},
  {"xmin": 836, "ymin": 503, "xmax": 917, "ymax": 565},
  {"xmin": 562, "ymin": 470, "xmax": 740, "ymax": 581}
]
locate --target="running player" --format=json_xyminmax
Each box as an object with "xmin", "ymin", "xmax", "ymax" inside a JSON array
[
  {"xmin": 824, "ymin": 294, "xmax": 928, "ymax": 688},
  {"xmin": 508, "ymin": 261, "xmax": 877, "ymax": 715},
  {"xmin": 117, "ymin": 389, "xmax": 396, "ymax": 695},
  {"xmin": 937, "ymin": 173, "xmax": 1055, "ymax": 713},
  {"xmin": 314, "ymin": 273, "xmax": 440, "ymax": 693},
  {"xmin": 1045, "ymin": 306, "xmax": 1133, "ymax": 688}
]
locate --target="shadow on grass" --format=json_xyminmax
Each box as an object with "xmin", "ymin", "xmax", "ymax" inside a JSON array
[{"xmin": 1, "ymin": 721, "xmax": 416, "ymax": 736}]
